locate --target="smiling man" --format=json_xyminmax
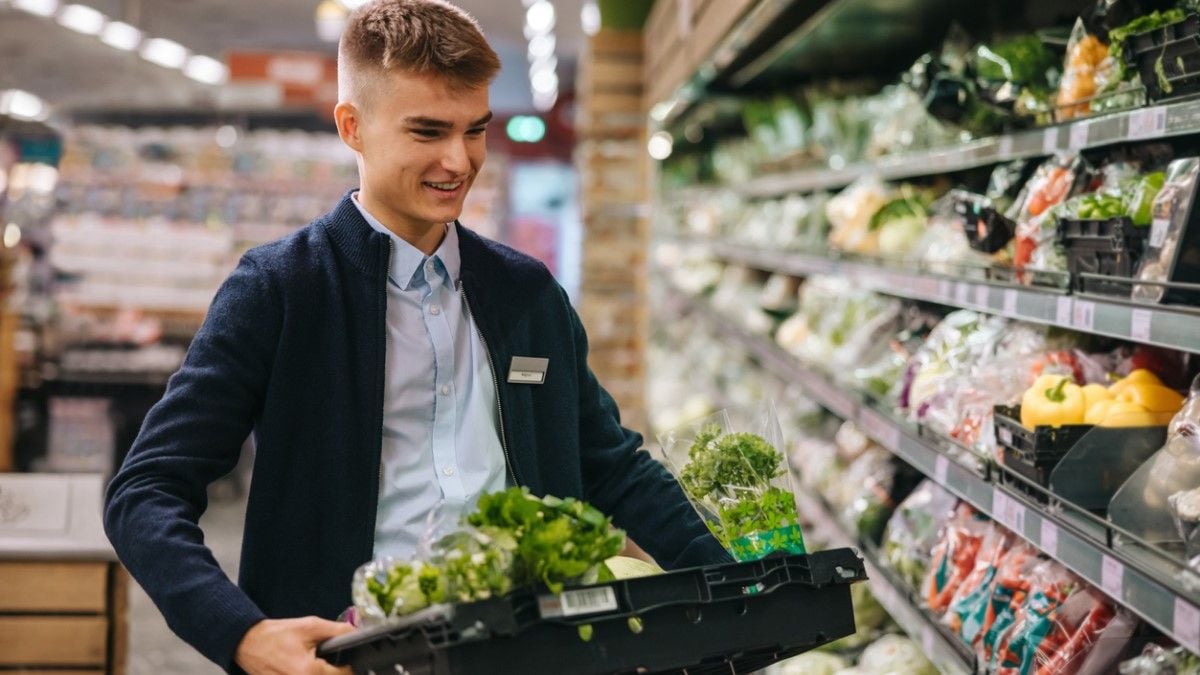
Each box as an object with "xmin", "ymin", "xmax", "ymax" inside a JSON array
[{"xmin": 103, "ymin": 1, "xmax": 728, "ymax": 673}]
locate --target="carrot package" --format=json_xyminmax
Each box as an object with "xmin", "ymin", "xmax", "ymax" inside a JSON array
[
  {"xmin": 992, "ymin": 560, "xmax": 1084, "ymax": 674},
  {"xmin": 924, "ymin": 503, "xmax": 991, "ymax": 616},
  {"xmin": 944, "ymin": 525, "xmax": 1015, "ymax": 644},
  {"xmin": 1010, "ymin": 154, "xmax": 1087, "ymax": 285},
  {"xmin": 967, "ymin": 542, "xmax": 1043, "ymax": 662}
]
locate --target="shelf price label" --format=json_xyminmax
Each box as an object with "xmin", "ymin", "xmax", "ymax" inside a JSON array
[
  {"xmin": 955, "ymin": 282, "xmax": 971, "ymax": 306},
  {"xmin": 1073, "ymin": 300, "xmax": 1096, "ymax": 332},
  {"xmin": 1128, "ymin": 106, "xmax": 1168, "ymax": 140},
  {"xmin": 1003, "ymin": 289, "xmax": 1019, "ymax": 317},
  {"xmin": 1069, "ymin": 122, "xmax": 1090, "ymax": 150},
  {"xmin": 1101, "ymin": 555, "xmax": 1125, "ymax": 601},
  {"xmin": 974, "ymin": 285, "xmax": 990, "ymax": 309},
  {"xmin": 1131, "ymin": 308, "xmax": 1153, "ymax": 343},
  {"xmin": 1043, "ymin": 127, "xmax": 1060, "ymax": 154},
  {"xmin": 1040, "ymin": 520, "xmax": 1059, "ymax": 558},
  {"xmin": 1056, "ymin": 296, "xmax": 1074, "ymax": 326},
  {"xmin": 998, "ymin": 135, "xmax": 1015, "ymax": 157},
  {"xmin": 937, "ymin": 279, "xmax": 953, "ymax": 300},
  {"xmin": 934, "ymin": 455, "xmax": 950, "ymax": 485},
  {"xmin": 992, "ymin": 488, "xmax": 1026, "ymax": 534},
  {"xmin": 1174, "ymin": 598, "xmax": 1200, "ymax": 654}
]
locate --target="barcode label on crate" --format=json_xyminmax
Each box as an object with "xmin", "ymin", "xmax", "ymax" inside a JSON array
[
  {"xmin": 974, "ymin": 285, "xmax": 990, "ymax": 308},
  {"xmin": 999, "ymin": 426, "xmax": 1014, "ymax": 447},
  {"xmin": 1101, "ymin": 556, "xmax": 1125, "ymax": 601},
  {"xmin": 1003, "ymin": 289, "xmax": 1019, "ymax": 317},
  {"xmin": 1040, "ymin": 520, "xmax": 1059, "ymax": 558},
  {"xmin": 1131, "ymin": 309, "xmax": 1153, "ymax": 343},
  {"xmin": 1128, "ymin": 106, "xmax": 1168, "ymax": 140},
  {"xmin": 1073, "ymin": 300, "xmax": 1096, "ymax": 332},
  {"xmin": 540, "ymin": 586, "xmax": 619, "ymax": 618},
  {"xmin": 1174, "ymin": 599, "xmax": 1200, "ymax": 654},
  {"xmin": 1069, "ymin": 122, "xmax": 1090, "ymax": 150},
  {"xmin": 1151, "ymin": 217, "xmax": 1171, "ymax": 248},
  {"xmin": 1056, "ymin": 297, "xmax": 1073, "ymax": 326},
  {"xmin": 1043, "ymin": 128, "xmax": 1060, "ymax": 154}
]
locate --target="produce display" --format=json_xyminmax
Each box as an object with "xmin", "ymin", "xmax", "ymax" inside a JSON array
[{"xmin": 352, "ymin": 488, "xmax": 626, "ymax": 626}]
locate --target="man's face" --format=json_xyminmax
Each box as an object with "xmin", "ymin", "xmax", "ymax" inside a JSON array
[{"xmin": 337, "ymin": 69, "xmax": 491, "ymax": 234}]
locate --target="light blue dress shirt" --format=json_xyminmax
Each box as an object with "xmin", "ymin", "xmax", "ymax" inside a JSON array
[{"xmin": 351, "ymin": 194, "xmax": 508, "ymax": 560}]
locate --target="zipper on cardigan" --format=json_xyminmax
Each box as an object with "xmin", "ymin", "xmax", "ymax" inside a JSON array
[{"xmin": 458, "ymin": 279, "xmax": 519, "ymax": 487}]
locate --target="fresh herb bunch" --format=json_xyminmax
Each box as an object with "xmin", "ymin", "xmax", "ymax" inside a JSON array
[
  {"xmin": 680, "ymin": 425, "xmax": 783, "ymax": 499},
  {"xmin": 713, "ymin": 486, "xmax": 800, "ymax": 547},
  {"xmin": 467, "ymin": 488, "xmax": 626, "ymax": 593},
  {"xmin": 365, "ymin": 560, "xmax": 443, "ymax": 617},
  {"xmin": 432, "ymin": 527, "xmax": 517, "ymax": 603}
]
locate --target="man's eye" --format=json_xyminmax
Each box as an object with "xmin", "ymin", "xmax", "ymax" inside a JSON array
[
  {"xmin": 467, "ymin": 127, "xmax": 487, "ymax": 136},
  {"xmin": 412, "ymin": 129, "xmax": 440, "ymax": 138}
]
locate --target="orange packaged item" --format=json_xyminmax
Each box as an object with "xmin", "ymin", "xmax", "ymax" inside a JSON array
[
  {"xmin": 944, "ymin": 524, "xmax": 1014, "ymax": 643},
  {"xmin": 924, "ymin": 504, "xmax": 990, "ymax": 615},
  {"xmin": 1056, "ymin": 19, "xmax": 1111, "ymax": 121},
  {"xmin": 991, "ymin": 560, "xmax": 1082, "ymax": 674}
]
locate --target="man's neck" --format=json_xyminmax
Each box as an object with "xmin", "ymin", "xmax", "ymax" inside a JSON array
[{"xmin": 358, "ymin": 190, "xmax": 446, "ymax": 256}]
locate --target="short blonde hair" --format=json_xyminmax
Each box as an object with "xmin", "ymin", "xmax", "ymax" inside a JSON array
[{"xmin": 337, "ymin": 0, "xmax": 501, "ymax": 107}]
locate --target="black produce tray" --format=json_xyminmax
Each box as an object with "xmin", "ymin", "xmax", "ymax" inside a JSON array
[
  {"xmin": 317, "ymin": 549, "xmax": 866, "ymax": 675},
  {"xmin": 1057, "ymin": 216, "xmax": 1149, "ymax": 297},
  {"xmin": 1002, "ymin": 445, "xmax": 1062, "ymax": 494},
  {"xmin": 953, "ymin": 192, "xmax": 1016, "ymax": 254},
  {"xmin": 1124, "ymin": 14, "xmax": 1200, "ymax": 101},
  {"xmin": 994, "ymin": 405, "xmax": 1093, "ymax": 494}
]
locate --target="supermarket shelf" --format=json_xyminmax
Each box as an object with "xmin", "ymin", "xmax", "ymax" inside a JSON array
[
  {"xmin": 793, "ymin": 489, "xmax": 974, "ymax": 675},
  {"xmin": 737, "ymin": 100, "xmax": 1192, "ymax": 198},
  {"xmin": 695, "ymin": 240, "xmax": 1200, "ymax": 355},
  {"xmin": 668, "ymin": 284, "xmax": 1200, "ymax": 656}
]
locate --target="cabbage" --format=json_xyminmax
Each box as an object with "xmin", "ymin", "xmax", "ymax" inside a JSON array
[
  {"xmin": 603, "ymin": 556, "xmax": 662, "ymax": 580},
  {"xmin": 857, "ymin": 635, "xmax": 938, "ymax": 675},
  {"xmin": 780, "ymin": 652, "xmax": 849, "ymax": 675}
]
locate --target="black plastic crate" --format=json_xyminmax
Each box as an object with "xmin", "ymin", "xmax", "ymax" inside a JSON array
[
  {"xmin": 318, "ymin": 548, "xmax": 866, "ymax": 675},
  {"xmin": 1123, "ymin": 14, "xmax": 1200, "ymax": 101},
  {"xmin": 1057, "ymin": 216, "xmax": 1150, "ymax": 297},
  {"xmin": 952, "ymin": 192, "xmax": 1016, "ymax": 254},
  {"xmin": 994, "ymin": 405, "xmax": 1094, "ymax": 491}
]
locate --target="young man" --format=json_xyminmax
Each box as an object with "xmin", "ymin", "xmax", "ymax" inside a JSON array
[{"xmin": 103, "ymin": 1, "xmax": 727, "ymax": 673}]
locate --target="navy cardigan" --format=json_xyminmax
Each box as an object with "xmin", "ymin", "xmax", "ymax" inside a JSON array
[{"xmin": 103, "ymin": 193, "xmax": 727, "ymax": 670}]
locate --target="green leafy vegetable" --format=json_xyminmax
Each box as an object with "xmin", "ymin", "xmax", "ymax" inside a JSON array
[{"xmin": 974, "ymin": 35, "xmax": 1058, "ymax": 92}]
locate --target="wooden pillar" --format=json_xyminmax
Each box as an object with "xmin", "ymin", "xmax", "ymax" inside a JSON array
[{"xmin": 576, "ymin": 30, "xmax": 650, "ymax": 436}]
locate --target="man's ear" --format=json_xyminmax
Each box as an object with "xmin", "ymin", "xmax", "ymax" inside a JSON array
[{"xmin": 334, "ymin": 101, "xmax": 364, "ymax": 152}]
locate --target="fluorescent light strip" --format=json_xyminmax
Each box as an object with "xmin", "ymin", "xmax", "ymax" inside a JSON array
[
  {"xmin": 0, "ymin": 89, "xmax": 48, "ymax": 121},
  {"xmin": 13, "ymin": 0, "xmax": 58, "ymax": 17},
  {"xmin": 140, "ymin": 37, "xmax": 189, "ymax": 69},
  {"xmin": 57, "ymin": 3, "xmax": 105, "ymax": 35},
  {"xmin": 99, "ymin": 20, "xmax": 141, "ymax": 50},
  {"xmin": 184, "ymin": 54, "xmax": 227, "ymax": 85}
]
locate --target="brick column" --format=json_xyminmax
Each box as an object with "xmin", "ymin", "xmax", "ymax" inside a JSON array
[{"xmin": 576, "ymin": 30, "xmax": 650, "ymax": 436}]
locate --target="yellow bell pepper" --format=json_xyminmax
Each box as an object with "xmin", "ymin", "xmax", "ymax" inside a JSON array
[
  {"xmin": 1021, "ymin": 375, "xmax": 1086, "ymax": 428},
  {"xmin": 1081, "ymin": 383, "xmax": 1112, "ymax": 412},
  {"xmin": 1108, "ymin": 369, "xmax": 1165, "ymax": 397},
  {"xmin": 1116, "ymin": 383, "xmax": 1185, "ymax": 413},
  {"xmin": 1098, "ymin": 400, "xmax": 1167, "ymax": 428},
  {"xmin": 1085, "ymin": 399, "xmax": 1114, "ymax": 425}
]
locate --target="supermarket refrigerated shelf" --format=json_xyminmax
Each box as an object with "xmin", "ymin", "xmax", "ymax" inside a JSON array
[
  {"xmin": 668, "ymin": 283, "xmax": 1200, "ymax": 657},
  {"xmin": 793, "ymin": 489, "xmax": 974, "ymax": 675},
  {"xmin": 689, "ymin": 239, "xmax": 1200, "ymax": 355},
  {"xmin": 735, "ymin": 100, "xmax": 1195, "ymax": 198}
]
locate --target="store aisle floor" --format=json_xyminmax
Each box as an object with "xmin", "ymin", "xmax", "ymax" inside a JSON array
[{"xmin": 128, "ymin": 482, "xmax": 247, "ymax": 675}]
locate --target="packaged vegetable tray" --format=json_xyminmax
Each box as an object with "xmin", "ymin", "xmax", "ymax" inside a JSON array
[
  {"xmin": 1057, "ymin": 216, "xmax": 1150, "ymax": 297},
  {"xmin": 1120, "ymin": 13, "xmax": 1200, "ymax": 102},
  {"xmin": 317, "ymin": 548, "xmax": 867, "ymax": 675}
]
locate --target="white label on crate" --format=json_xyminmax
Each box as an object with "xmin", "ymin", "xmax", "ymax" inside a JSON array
[
  {"xmin": 975, "ymin": 285, "xmax": 990, "ymax": 309},
  {"xmin": 935, "ymin": 455, "xmax": 950, "ymax": 484},
  {"xmin": 1151, "ymin": 217, "xmax": 1171, "ymax": 249},
  {"xmin": 1069, "ymin": 122, "xmax": 1090, "ymax": 150},
  {"xmin": 1056, "ymin": 296, "xmax": 1074, "ymax": 326},
  {"xmin": 998, "ymin": 136, "xmax": 1015, "ymax": 157},
  {"xmin": 1128, "ymin": 106, "xmax": 1169, "ymax": 140},
  {"xmin": 1073, "ymin": 300, "xmax": 1096, "ymax": 332},
  {"xmin": 1174, "ymin": 598, "xmax": 1200, "ymax": 654},
  {"xmin": 956, "ymin": 282, "xmax": 971, "ymax": 306},
  {"xmin": 1131, "ymin": 309, "xmax": 1153, "ymax": 343},
  {"xmin": 1040, "ymin": 520, "xmax": 1059, "ymax": 558},
  {"xmin": 543, "ymin": 586, "xmax": 619, "ymax": 618},
  {"xmin": 1101, "ymin": 555, "xmax": 1125, "ymax": 601},
  {"xmin": 938, "ymin": 279, "xmax": 953, "ymax": 300},
  {"xmin": 999, "ymin": 426, "xmax": 1014, "ymax": 446},
  {"xmin": 1043, "ymin": 127, "xmax": 1060, "ymax": 154},
  {"xmin": 1004, "ymin": 289, "xmax": 1019, "ymax": 317}
]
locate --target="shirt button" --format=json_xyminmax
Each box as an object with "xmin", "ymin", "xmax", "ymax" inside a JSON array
[
  {"xmin": 440, "ymin": 384, "xmax": 450, "ymax": 396},
  {"xmin": 430, "ymin": 305, "xmax": 441, "ymax": 316},
  {"xmin": 442, "ymin": 466, "xmax": 455, "ymax": 477}
]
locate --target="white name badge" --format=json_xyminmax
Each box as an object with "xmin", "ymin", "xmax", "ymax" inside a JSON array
[{"xmin": 508, "ymin": 356, "xmax": 549, "ymax": 384}]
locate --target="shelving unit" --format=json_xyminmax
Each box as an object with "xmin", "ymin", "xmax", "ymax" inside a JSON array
[{"xmin": 668, "ymin": 282, "xmax": 1200, "ymax": 656}]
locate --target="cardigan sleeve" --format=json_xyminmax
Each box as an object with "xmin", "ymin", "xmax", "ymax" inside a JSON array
[
  {"xmin": 561, "ymin": 288, "xmax": 732, "ymax": 570},
  {"xmin": 103, "ymin": 252, "xmax": 280, "ymax": 669}
]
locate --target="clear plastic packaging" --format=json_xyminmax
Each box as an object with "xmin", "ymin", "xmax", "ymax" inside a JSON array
[
  {"xmin": 924, "ymin": 503, "xmax": 992, "ymax": 616},
  {"xmin": 658, "ymin": 405, "xmax": 806, "ymax": 561},
  {"xmin": 827, "ymin": 175, "xmax": 891, "ymax": 254},
  {"xmin": 1134, "ymin": 157, "xmax": 1200, "ymax": 303},
  {"xmin": 943, "ymin": 525, "xmax": 1014, "ymax": 642},
  {"xmin": 882, "ymin": 480, "xmax": 959, "ymax": 589}
]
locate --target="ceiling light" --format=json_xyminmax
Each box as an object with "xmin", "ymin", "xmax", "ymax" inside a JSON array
[
  {"xmin": 4, "ymin": 224, "xmax": 21, "ymax": 249},
  {"xmin": 315, "ymin": 0, "xmax": 347, "ymax": 42},
  {"xmin": 140, "ymin": 37, "xmax": 188, "ymax": 69},
  {"xmin": 532, "ymin": 90, "xmax": 557, "ymax": 112},
  {"xmin": 530, "ymin": 69, "xmax": 558, "ymax": 95},
  {"xmin": 56, "ymin": 4, "xmax": 105, "ymax": 35},
  {"xmin": 13, "ymin": 0, "xmax": 58, "ymax": 17},
  {"xmin": 506, "ymin": 116, "xmax": 546, "ymax": 143},
  {"xmin": 184, "ymin": 54, "xmax": 227, "ymax": 85},
  {"xmin": 528, "ymin": 34, "xmax": 555, "ymax": 61},
  {"xmin": 336, "ymin": 0, "xmax": 370, "ymax": 9},
  {"xmin": 525, "ymin": 1, "xmax": 555, "ymax": 34},
  {"xmin": 99, "ymin": 20, "xmax": 140, "ymax": 50},
  {"xmin": 0, "ymin": 89, "xmax": 48, "ymax": 121},
  {"xmin": 581, "ymin": 0, "xmax": 600, "ymax": 36},
  {"xmin": 648, "ymin": 132, "xmax": 673, "ymax": 161},
  {"xmin": 529, "ymin": 56, "xmax": 557, "ymax": 78}
]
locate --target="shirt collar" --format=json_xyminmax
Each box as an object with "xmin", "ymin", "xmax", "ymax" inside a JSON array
[{"xmin": 351, "ymin": 191, "xmax": 459, "ymax": 290}]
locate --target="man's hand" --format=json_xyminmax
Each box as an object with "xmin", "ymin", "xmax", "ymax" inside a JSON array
[{"xmin": 234, "ymin": 616, "xmax": 355, "ymax": 675}]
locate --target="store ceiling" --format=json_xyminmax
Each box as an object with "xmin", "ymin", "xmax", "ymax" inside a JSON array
[{"xmin": 0, "ymin": 0, "xmax": 586, "ymax": 117}]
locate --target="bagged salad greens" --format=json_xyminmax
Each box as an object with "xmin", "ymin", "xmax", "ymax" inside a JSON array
[
  {"xmin": 658, "ymin": 405, "xmax": 806, "ymax": 561},
  {"xmin": 882, "ymin": 480, "xmax": 959, "ymax": 589}
]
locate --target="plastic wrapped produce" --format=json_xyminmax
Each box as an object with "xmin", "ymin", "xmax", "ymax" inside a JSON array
[
  {"xmin": 779, "ymin": 652, "xmax": 849, "ymax": 675},
  {"xmin": 924, "ymin": 504, "xmax": 991, "ymax": 615},
  {"xmin": 659, "ymin": 405, "xmax": 806, "ymax": 561},
  {"xmin": 1134, "ymin": 157, "xmax": 1200, "ymax": 303},
  {"xmin": 989, "ymin": 559, "xmax": 1081, "ymax": 673},
  {"xmin": 827, "ymin": 175, "xmax": 891, "ymax": 254},
  {"xmin": 1056, "ymin": 19, "xmax": 1114, "ymax": 121},
  {"xmin": 882, "ymin": 480, "xmax": 958, "ymax": 589},
  {"xmin": 1120, "ymin": 644, "xmax": 1200, "ymax": 674},
  {"xmin": 975, "ymin": 543, "xmax": 1044, "ymax": 666},
  {"xmin": 855, "ymin": 635, "xmax": 938, "ymax": 675},
  {"xmin": 1011, "ymin": 154, "xmax": 1087, "ymax": 285},
  {"xmin": 943, "ymin": 525, "xmax": 1014, "ymax": 642}
]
